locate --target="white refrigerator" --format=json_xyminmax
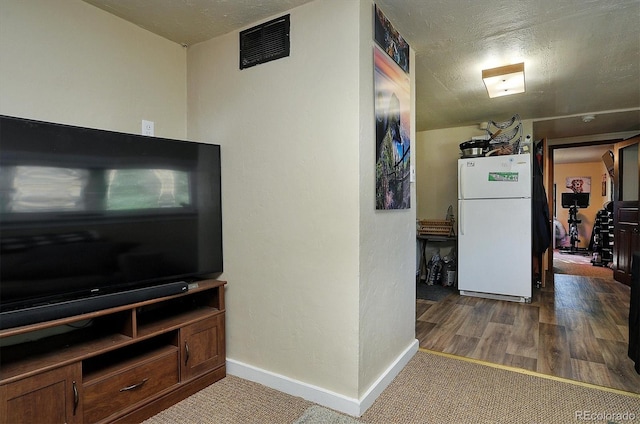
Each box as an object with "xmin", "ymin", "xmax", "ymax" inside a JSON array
[{"xmin": 457, "ymin": 153, "xmax": 532, "ymax": 303}]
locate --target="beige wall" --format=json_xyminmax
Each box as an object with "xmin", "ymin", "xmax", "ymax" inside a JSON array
[
  {"xmin": 357, "ymin": 0, "xmax": 417, "ymax": 404},
  {"xmin": 187, "ymin": 0, "xmax": 416, "ymax": 409},
  {"xmin": 187, "ymin": 0, "xmax": 359, "ymax": 398},
  {"xmin": 0, "ymin": 0, "xmax": 186, "ymax": 138},
  {"xmin": 554, "ymin": 162, "xmax": 610, "ymax": 248}
]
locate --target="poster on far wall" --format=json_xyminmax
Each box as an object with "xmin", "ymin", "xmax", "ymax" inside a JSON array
[
  {"xmin": 565, "ymin": 176, "xmax": 591, "ymax": 193},
  {"xmin": 375, "ymin": 45, "xmax": 411, "ymax": 210},
  {"xmin": 374, "ymin": 5, "xmax": 410, "ymax": 73}
]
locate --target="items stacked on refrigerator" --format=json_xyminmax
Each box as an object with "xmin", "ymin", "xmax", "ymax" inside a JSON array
[{"xmin": 459, "ymin": 114, "xmax": 524, "ymax": 158}]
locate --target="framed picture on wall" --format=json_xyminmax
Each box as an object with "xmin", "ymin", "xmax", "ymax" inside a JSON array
[
  {"xmin": 374, "ymin": 45, "xmax": 411, "ymax": 210},
  {"xmin": 565, "ymin": 176, "xmax": 591, "ymax": 193},
  {"xmin": 374, "ymin": 5, "xmax": 410, "ymax": 73}
]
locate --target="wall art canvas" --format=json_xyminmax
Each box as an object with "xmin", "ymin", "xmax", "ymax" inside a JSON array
[
  {"xmin": 374, "ymin": 5, "xmax": 409, "ymax": 73},
  {"xmin": 375, "ymin": 45, "xmax": 411, "ymax": 210},
  {"xmin": 565, "ymin": 176, "xmax": 591, "ymax": 193}
]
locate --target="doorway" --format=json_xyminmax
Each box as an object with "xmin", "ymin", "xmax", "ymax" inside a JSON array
[
  {"xmin": 415, "ymin": 138, "xmax": 640, "ymax": 393},
  {"xmin": 548, "ymin": 142, "xmax": 616, "ymax": 280}
]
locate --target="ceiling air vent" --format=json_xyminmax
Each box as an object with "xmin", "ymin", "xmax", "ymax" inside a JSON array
[{"xmin": 240, "ymin": 15, "xmax": 290, "ymax": 70}]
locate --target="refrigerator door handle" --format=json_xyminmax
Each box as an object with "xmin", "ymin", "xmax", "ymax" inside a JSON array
[
  {"xmin": 458, "ymin": 162, "xmax": 465, "ymax": 199},
  {"xmin": 459, "ymin": 200, "xmax": 464, "ymax": 236}
]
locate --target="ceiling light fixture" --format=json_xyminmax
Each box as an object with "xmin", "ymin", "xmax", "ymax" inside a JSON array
[
  {"xmin": 581, "ymin": 114, "xmax": 596, "ymax": 123},
  {"xmin": 482, "ymin": 62, "xmax": 525, "ymax": 98}
]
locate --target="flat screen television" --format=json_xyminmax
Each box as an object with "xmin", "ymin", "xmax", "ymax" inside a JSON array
[
  {"xmin": 561, "ymin": 192, "xmax": 589, "ymax": 208},
  {"xmin": 0, "ymin": 115, "xmax": 223, "ymax": 330}
]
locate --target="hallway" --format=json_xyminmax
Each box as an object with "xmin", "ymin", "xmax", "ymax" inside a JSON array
[{"xmin": 416, "ymin": 272, "xmax": 640, "ymax": 394}]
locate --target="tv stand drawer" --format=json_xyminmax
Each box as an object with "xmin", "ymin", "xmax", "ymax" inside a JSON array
[{"xmin": 83, "ymin": 348, "xmax": 179, "ymax": 423}]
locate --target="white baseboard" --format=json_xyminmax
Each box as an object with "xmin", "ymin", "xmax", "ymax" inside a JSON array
[
  {"xmin": 226, "ymin": 339, "xmax": 419, "ymax": 417},
  {"xmin": 357, "ymin": 339, "xmax": 419, "ymax": 414}
]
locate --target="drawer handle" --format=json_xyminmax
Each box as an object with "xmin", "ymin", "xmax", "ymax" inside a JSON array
[
  {"xmin": 72, "ymin": 380, "xmax": 78, "ymax": 416},
  {"xmin": 119, "ymin": 378, "xmax": 149, "ymax": 392},
  {"xmin": 185, "ymin": 341, "xmax": 190, "ymax": 365}
]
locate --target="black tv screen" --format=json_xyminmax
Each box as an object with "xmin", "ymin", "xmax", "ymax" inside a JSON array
[{"xmin": 0, "ymin": 115, "xmax": 223, "ymax": 329}]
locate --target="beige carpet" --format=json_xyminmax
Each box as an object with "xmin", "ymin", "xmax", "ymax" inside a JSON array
[
  {"xmin": 361, "ymin": 350, "xmax": 639, "ymax": 423},
  {"xmin": 554, "ymin": 250, "xmax": 614, "ymax": 278},
  {"xmin": 144, "ymin": 349, "xmax": 640, "ymax": 424},
  {"xmin": 142, "ymin": 375, "xmax": 313, "ymax": 423}
]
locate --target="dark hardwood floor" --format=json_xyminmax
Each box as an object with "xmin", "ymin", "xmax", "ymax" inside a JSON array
[{"xmin": 416, "ymin": 259, "xmax": 640, "ymax": 394}]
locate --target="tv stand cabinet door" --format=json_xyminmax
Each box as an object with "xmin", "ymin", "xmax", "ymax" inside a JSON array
[
  {"xmin": 180, "ymin": 313, "xmax": 225, "ymax": 381},
  {"xmin": 0, "ymin": 363, "xmax": 82, "ymax": 424}
]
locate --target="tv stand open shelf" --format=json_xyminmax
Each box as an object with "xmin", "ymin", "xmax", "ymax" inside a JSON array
[{"xmin": 0, "ymin": 279, "xmax": 226, "ymax": 424}]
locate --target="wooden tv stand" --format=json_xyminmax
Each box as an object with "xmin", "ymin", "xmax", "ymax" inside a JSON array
[{"xmin": 0, "ymin": 279, "xmax": 226, "ymax": 424}]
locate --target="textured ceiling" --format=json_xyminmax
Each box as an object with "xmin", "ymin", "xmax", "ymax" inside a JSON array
[
  {"xmin": 82, "ymin": 0, "xmax": 640, "ymax": 142},
  {"xmin": 82, "ymin": 0, "xmax": 315, "ymax": 46},
  {"xmin": 376, "ymin": 0, "xmax": 640, "ymax": 133}
]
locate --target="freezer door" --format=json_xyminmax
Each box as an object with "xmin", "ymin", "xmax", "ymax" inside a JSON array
[
  {"xmin": 458, "ymin": 154, "xmax": 531, "ymax": 200},
  {"xmin": 458, "ymin": 197, "xmax": 532, "ymax": 298}
]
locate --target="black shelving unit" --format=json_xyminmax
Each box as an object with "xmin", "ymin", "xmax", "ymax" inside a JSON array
[{"xmin": 591, "ymin": 207, "xmax": 614, "ymax": 267}]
